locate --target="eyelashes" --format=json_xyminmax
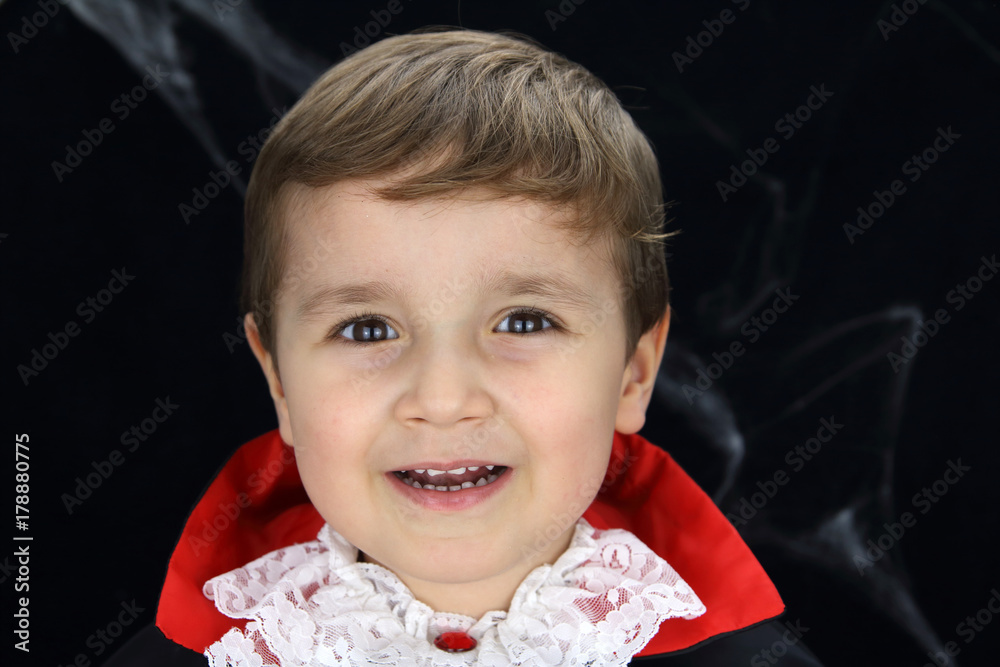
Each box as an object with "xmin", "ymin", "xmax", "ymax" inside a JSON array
[
  {"xmin": 328, "ymin": 311, "xmax": 395, "ymax": 345},
  {"xmin": 329, "ymin": 308, "xmax": 563, "ymax": 346},
  {"xmin": 493, "ymin": 307, "xmax": 557, "ymax": 334}
]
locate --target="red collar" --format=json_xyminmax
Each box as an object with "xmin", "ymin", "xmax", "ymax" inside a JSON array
[{"xmin": 156, "ymin": 430, "xmax": 783, "ymax": 658}]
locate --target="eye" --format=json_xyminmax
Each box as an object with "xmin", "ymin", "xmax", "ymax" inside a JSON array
[
  {"xmin": 337, "ymin": 316, "xmax": 399, "ymax": 344},
  {"xmin": 495, "ymin": 309, "xmax": 555, "ymax": 334}
]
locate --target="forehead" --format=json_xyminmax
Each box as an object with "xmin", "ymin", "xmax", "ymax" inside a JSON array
[{"xmin": 277, "ymin": 179, "xmax": 619, "ymax": 290}]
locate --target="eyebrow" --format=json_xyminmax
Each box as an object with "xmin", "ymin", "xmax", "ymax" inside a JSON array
[
  {"xmin": 477, "ymin": 268, "xmax": 598, "ymax": 312},
  {"xmin": 296, "ymin": 280, "xmax": 404, "ymax": 322},
  {"xmin": 294, "ymin": 269, "xmax": 598, "ymax": 322}
]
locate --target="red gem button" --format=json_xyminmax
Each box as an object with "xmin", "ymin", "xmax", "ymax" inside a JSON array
[{"xmin": 434, "ymin": 631, "xmax": 477, "ymax": 652}]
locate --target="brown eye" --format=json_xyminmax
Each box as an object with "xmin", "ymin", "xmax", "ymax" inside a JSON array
[
  {"xmin": 496, "ymin": 310, "xmax": 553, "ymax": 334},
  {"xmin": 340, "ymin": 318, "xmax": 398, "ymax": 342}
]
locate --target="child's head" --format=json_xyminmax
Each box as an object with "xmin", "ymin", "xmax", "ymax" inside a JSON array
[
  {"xmin": 243, "ymin": 28, "xmax": 673, "ymax": 370},
  {"xmin": 240, "ymin": 28, "xmax": 675, "ymax": 616}
]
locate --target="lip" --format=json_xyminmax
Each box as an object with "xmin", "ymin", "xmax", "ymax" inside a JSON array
[{"xmin": 385, "ymin": 466, "xmax": 513, "ymax": 512}]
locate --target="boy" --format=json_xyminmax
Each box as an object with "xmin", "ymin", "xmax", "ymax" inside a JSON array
[{"xmin": 126, "ymin": 28, "xmax": 821, "ymax": 665}]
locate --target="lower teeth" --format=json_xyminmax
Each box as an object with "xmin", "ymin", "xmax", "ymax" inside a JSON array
[{"xmin": 401, "ymin": 472, "xmax": 500, "ymax": 490}]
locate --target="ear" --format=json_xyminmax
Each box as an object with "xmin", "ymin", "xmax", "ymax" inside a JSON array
[
  {"xmin": 615, "ymin": 306, "xmax": 670, "ymax": 434},
  {"xmin": 245, "ymin": 312, "xmax": 294, "ymax": 446}
]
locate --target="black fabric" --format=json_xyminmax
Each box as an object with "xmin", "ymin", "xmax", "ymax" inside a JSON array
[
  {"xmin": 631, "ymin": 619, "xmax": 824, "ymax": 666},
  {"xmin": 106, "ymin": 619, "xmax": 822, "ymax": 666},
  {"xmin": 101, "ymin": 624, "xmax": 206, "ymax": 667}
]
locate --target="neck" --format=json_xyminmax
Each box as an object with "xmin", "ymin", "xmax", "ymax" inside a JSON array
[{"xmin": 359, "ymin": 527, "xmax": 575, "ymax": 618}]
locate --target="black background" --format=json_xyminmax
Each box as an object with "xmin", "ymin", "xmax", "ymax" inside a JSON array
[{"xmin": 2, "ymin": 0, "xmax": 998, "ymax": 665}]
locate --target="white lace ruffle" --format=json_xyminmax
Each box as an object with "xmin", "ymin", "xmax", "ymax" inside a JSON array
[{"xmin": 203, "ymin": 518, "xmax": 705, "ymax": 666}]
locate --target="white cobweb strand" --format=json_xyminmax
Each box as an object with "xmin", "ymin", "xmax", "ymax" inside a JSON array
[{"xmin": 203, "ymin": 519, "xmax": 706, "ymax": 666}]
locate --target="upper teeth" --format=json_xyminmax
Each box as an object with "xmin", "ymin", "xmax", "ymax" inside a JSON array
[{"xmin": 415, "ymin": 465, "xmax": 496, "ymax": 476}]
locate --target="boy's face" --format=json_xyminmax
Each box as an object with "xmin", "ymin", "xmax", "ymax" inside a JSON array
[{"xmin": 247, "ymin": 178, "xmax": 667, "ymax": 614}]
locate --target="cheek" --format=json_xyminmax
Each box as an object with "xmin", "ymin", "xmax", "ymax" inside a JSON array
[
  {"xmin": 517, "ymin": 355, "xmax": 621, "ymax": 501},
  {"xmin": 293, "ymin": 433, "xmax": 375, "ymax": 527},
  {"xmin": 282, "ymin": 357, "xmax": 379, "ymax": 441},
  {"xmin": 535, "ymin": 444, "xmax": 610, "ymax": 526},
  {"xmin": 512, "ymin": 352, "xmax": 622, "ymax": 434},
  {"xmin": 521, "ymin": 389, "xmax": 616, "ymax": 499},
  {"xmin": 283, "ymin": 389, "xmax": 367, "ymax": 485}
]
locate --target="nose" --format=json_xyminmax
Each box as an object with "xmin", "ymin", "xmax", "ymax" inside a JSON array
[{"xmin": 393, "ymin": 328, "xmax": 494, "ymax": 428}]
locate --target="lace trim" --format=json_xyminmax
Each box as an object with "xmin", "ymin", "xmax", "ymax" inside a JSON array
[{"xmin": 203, "ymin": 519, "xmax": 705, "ymax": 666}]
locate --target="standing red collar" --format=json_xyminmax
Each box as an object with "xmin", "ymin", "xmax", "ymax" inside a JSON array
[{"xmin": 156, "ymin": 430, "xmax": 783, "ymax": 658}]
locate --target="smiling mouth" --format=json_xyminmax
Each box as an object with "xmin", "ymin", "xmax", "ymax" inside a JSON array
[{"xmin": 392, "ymin": 465, "xmax": 509, "ymax": 491}]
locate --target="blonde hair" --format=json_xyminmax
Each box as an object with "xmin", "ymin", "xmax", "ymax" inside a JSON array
[{"xmin": 242, "ymin": 27, "xmax": 675, "ymax": 370}]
